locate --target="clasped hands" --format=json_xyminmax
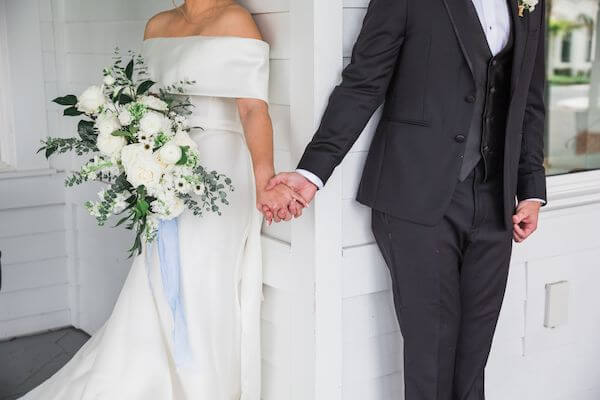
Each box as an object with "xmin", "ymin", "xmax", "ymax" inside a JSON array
[{"xmin": 257, "ymin": 172, "xmax": 319, "ymax": 224}]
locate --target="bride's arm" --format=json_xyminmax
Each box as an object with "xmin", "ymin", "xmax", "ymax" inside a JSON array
[{"xmin": 238, "ymin": 98, "xmax": 305, "ymax": 222}]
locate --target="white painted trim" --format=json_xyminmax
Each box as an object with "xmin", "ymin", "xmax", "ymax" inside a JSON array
[
  {"xmin": 0, "ymin": 0, "xmax": 17, "ymax": 168},
  {"xmin": 313, "ymin": 0, "xmax": 344, "ymax": 399},
  {"xmin": 0, "ymin": 168, "xmax": 57, "ymax": 181},
  {"xmin": 543, "ymin": 169, "xmax": 600, "ymax": 211}
]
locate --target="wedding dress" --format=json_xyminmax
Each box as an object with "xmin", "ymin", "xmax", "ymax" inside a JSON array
[{"xmin": 21, "ymin": 36, "xmax": 269, "ymax": 400}]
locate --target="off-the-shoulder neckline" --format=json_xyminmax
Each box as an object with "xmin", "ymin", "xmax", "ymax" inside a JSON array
[{"xmin": 143, "ymin": 35, "xmax": 269, "ymax": 46}]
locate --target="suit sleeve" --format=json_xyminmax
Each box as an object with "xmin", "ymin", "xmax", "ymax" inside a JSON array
[
  {"xmin": 297, "ymin": 0, "xmax": 408, "ymax": 185},
  {"xmin": 517, "ymin": 1, "xmax": 548, "ymax": 203}
]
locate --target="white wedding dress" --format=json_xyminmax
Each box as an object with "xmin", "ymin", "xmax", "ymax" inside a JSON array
[{"xmin": 21, "ymin": 36, "xmax": 269, "ymax": 400}]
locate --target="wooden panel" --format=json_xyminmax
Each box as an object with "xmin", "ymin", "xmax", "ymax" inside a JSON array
[
  {"xmin": 343, "ymin": 331, "xmax": 403, "ymax": 382},
  {"xmin": 1, "ymin": 258, "xmax": 69, "ymax": 293},
  {"xmin": 262, "ymin": 359, "xmax": 291, "ymax": 400},
  {"xmin": 342, "ymin": 199, "xmax": 374, "ymax": 247},
  {"xmin": 271, "ymin": 104, "xmax": 291, "ymax": 152},
  {"xmin": 343, "ymin": 372, "xmax": 403, "ymax": 400},
  {"xmin": 262, "ymin": 236, "xmax": 292, "ymax": 290},
  {"xmin": 0, "ymin": 283, "xmax": 70, "ymax": 320},
  {"xmin": 343, "ymin": 0, "xmax": 370, "ymax": 7},
  {"xmin": 343, "ymin": 244, "xmax": 389, "ymax": 299},
  {"xmin": 262, "ymin": 318, "xmax": 292, "ymax": 368},
  {"xmin": 0, "ymin": 310, "xmax": 71, "ymax": 339},
  {"xmin": 343, "ymin": 290, "xmax": 399, "ymax": 343},
  {"xmin": 269, "ymin": 59, "xmax": 290, "ymax": 106},
  {"xmin": 0, "ymin": 231, "xmax": 67, "ymax": 265},
  {"xmin": 343, "ymin": 8, "xmax": 367, "ymax": 58},
  {"xmin": 63, "ymin": 0, "xmax": 168, "ymax": 22},
  {"xmin": 241, "ymin": 0, "xmax": 290, "ymax": 13},
  {"xmin": 254, "ymin": 12, "xmax": 290, "ymax": 60},
  {"xmin": 261, "ymin": 284, "xmax": 290, "ymax": 325},
  {"xmin": 0, "ymin": 204, "xmax": 64, "ymax": 238},
  {"xmin": 342, "ymin": 152, "xmax": 367, "ymax": 200},
  {"xmin": 65, "ymin": 21, "xmax": 146, "ymax": 54}
]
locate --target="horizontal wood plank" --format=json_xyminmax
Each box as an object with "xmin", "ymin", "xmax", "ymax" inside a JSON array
[
  {"xmin": 0, "ymin": 204, "xmax": 64, "ymax": 238},
  {"xmin": 343, "ymin": 290, "xmax": 400, "ymax": 343},
  {"xmin": 0, "ymin": 284, "xmax": 70, "ymax": 321},
  {"xmin": 343, "ymin": 244, "xmax": 389, "ymax": 298},
  {"xmin": 0, "ymin": 231, "xmax": 67, "ymax": 265},
  {"xmin": 0, "ymin": 258, "xmax": 69, "ymax": 293},
  {"xmin": 0, "ymin": 310, "xmax": 71, "ymax": 340}
]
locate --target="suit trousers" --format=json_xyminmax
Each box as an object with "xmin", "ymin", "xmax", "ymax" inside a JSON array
[{"xmin": 371, "ymin": 162, "xmax": 513, "ymax": 400}]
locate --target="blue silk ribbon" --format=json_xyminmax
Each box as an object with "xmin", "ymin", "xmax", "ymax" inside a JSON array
[{"xmin": 147, "ymin": 218, "xmax": 192, "ymax": 367}]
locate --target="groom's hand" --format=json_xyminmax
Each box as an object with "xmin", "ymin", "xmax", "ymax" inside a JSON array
[
  {"xmin": 513, "ymin": 200, "xmax": 542, "ymax": 243},
  {"xmin": 267, "ymin": 172, "xmax": 318, "ymax": 205}
]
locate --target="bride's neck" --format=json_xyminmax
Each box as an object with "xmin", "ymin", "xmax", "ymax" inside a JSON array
[{"xmin": 182, "ymin": 0, "xmax": 220, "ymax": 17}]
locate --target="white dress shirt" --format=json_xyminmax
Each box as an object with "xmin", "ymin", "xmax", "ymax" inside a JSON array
[{"xmin": 297, "ymin": 0, "xmax": 545, "ymax": 204}]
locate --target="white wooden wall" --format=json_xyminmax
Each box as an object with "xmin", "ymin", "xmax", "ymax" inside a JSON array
[
  {"xmin": 2, "ymin": 1, "xmax": 600, "ymax": 400},
  {"xmin": 339, "ymin": 2, "xmax": 600, "ymax": 400},
  {"xmin": 0, "ymin": 0, "xmax": 69, "ymax": 339}
]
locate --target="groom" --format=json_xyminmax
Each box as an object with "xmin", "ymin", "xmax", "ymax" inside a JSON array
[{"xmin": 267, "ymin": 0, "xmax": 547, "ymax": 398}]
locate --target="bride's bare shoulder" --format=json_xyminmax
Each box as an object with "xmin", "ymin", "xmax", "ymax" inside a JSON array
[
  {"xmin": 212, "ymin": 4, "xmax": 263, "ymax": 40},
  {"xmin": 144, "ymin": 9, "xmax": 178, "ymax": 40}
]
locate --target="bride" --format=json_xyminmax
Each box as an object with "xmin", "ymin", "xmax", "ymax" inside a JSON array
[{"xmin": 21, "ymin": 1, "xmax": 303, "ymax": 399}]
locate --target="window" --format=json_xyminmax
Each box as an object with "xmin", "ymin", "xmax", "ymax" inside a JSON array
[{"xmin": 546, "ymin": 1, "xmax": 600, "ymax": 175}]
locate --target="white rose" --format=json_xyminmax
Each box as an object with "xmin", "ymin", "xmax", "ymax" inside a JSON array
[
  {"xmin": 140, "ymin": 95, "xmax": 168, "ymax": 111},
  {"xmin": 103, "ymin": 75, "xmax": 116, "ymax": 86},
  {"xmin": 118, "ymin": 109, "xmax": 133, "ymax": 126},
  {"xmin": 158, "ymin": 142, "xmax": 182, "ymax": 165},
  {"xmin": 139, "ymin": 111, "xmax": 167, "ymax": 135},
  {"xmin": 95, "ymin": 112, "xmax": 121, "ymax": 136},
  {"xmin": 161, "ymin": 116, "xmax": 173, "ymax": 135},
  {"xmin": 173, "ymin": 131, "xmax": 198, "ymax": 151},
  {"xmin": 121, "ymin": 144, "xmax": 164, "ymax": 190},
  {"xmin": 77, "ymin": 86, "xmax": 106, "ymax": 114},
  {"xmin": 96, "ymin": 132, "xmax": 126, "ymax": 157}
]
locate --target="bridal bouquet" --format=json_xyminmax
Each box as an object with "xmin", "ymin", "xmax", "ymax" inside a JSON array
[{"xmin": 39, "ymin": 50, "xmax": 233, "ymax": 256}]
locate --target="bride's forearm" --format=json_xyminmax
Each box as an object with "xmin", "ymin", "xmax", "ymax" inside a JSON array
[{"xmin": 238, "ymin": 99, "xmax": 275, "ymax": 191}]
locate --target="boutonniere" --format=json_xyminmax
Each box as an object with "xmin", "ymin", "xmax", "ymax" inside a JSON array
[{"xmin": 518, "ymin": 0, "xmax": 539, "ymax": 17}]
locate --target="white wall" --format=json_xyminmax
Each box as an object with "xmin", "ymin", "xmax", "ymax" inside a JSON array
[
  {"xmin": 0, "ymin": 0, "xmax": 69, "ymax": 340},
  {"xmin": 339, "ymin": 2, "xmax": 600, "ymax": 400}
]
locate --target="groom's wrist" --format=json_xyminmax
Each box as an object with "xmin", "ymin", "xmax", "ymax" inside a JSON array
[{"xmin": 296, "ymin": 169, "xmax": 324, "ymax": 189}]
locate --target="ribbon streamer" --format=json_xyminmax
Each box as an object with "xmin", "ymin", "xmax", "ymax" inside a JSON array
[{"xmin": 147, "ymin": 218, "xmax": 192, "ymax": 367}]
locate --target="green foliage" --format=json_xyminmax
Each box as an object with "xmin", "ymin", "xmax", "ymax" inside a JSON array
[{"xmin": 52, "ymin": 95, "xmax": 77, "ymax": 106}]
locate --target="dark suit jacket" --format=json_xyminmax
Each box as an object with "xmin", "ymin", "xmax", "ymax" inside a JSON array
[{"xmin": 297, "ymin": 0, "xmax": 547, "ymax": 227}]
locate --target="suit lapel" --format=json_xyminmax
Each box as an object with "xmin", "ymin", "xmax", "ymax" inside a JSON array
[
  {"xmin": 441, "ymin": 0, "xmax": 481, "ymax": 81},
  {"xmin": 509, "ymin": 0, "xmax": 529, "ymax": 93},
  {"xmin": 442, "ymin": 0, "xmax": 497, "ymax": 81}
]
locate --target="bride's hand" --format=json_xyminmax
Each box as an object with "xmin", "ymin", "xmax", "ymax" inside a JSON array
[{"xmin": 257, "ymin": 183, "xmax": 306, "ymax": 224}]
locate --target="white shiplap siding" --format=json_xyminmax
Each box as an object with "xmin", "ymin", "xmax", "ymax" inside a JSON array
[
  {"xmin": 0, "ymin": 0, "xmax": 69, "ymax": 340},
  {"xmin": 340, "ymin": 2, "xmax": 403, "ymax": 399}
]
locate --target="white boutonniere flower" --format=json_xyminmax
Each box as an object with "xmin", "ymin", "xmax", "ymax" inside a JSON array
[{"xmin": 518, "ymin": 0, "xmax": 539, "ymax": 17}]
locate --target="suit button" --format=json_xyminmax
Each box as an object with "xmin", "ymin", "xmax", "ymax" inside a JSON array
[
  {"xmin": 455, "ymin": 134, "xmax": 466, "ymax": 143},
  {"xmin": 491, "ymin": 59, "xmax": 498, "ymax": 67},
  {"xmin": 465, "ymin": 95, "xmax": 476, "ymax": 103},
  {"xmin": 483, "ymin": 145, "xmax": 490, "ymax": 153},
  {"xmin": 490, "ymin": 86, "xmax": 497, "ymax": 94}
]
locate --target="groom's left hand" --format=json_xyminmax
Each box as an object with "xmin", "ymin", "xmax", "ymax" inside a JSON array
[{"xmin": 513, "ymin": 200, "xmax": 542, "ymax": 243}]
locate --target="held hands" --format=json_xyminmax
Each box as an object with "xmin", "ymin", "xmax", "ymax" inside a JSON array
[
  {"xmin": 257, "ymin": 172, "xmax": 318, "ymax": 224},
  {"xmin": 513, "ymin": 200, "xmax": 542, "ymax": 243}
]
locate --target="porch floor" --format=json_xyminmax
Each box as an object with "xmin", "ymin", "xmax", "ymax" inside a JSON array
[{"xmin": 0, "ymin": 327, "xmax": 90, "ymax": 400}]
